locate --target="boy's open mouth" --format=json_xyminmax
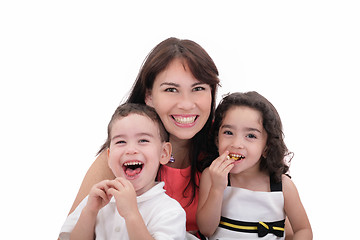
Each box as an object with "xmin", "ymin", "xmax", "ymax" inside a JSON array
[
  {"xmin": 122, "ymin": 161, "xmax": 144, "ymax": 178},
  {"xmin": 228, "ymin": 153, "xmax": 245, "ymax": 161}
]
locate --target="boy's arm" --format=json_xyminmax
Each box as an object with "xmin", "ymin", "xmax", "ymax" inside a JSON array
[
  {"xmin": 69, "ymin": 150, "xmax": 115, "ymax": 215},
  {"xmin": 283, "ymin": 175, "xmax": 313, "ymax": 240},
  {"xmin": 69, "ymin": 206, "xmax": 97, "ymax": 240},
  {"xmin": 108, "ymin": 177, "xmax": 155, "ymax": 240}
]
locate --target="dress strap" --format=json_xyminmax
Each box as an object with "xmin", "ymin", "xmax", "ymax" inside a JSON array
[
  {"xmin": 227, "ymin": 173, "xmax": 231, "ymax": 186},
  {"xmin": 270, "ymin": 175, "xmax": 282, "ymax": 192}
]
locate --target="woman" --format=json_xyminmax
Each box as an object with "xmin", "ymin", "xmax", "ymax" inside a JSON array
[{"xmin": 69, "ymin": 37, "xmax": 220, "ymax": 234}]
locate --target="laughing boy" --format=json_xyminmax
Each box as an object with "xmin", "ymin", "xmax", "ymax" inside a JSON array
[{"xmin": 59, "ymin": 103, "xmax": 186, "ymax": 240}]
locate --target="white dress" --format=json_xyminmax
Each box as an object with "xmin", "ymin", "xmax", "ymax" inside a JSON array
[{"xmin": 209, "ymin": 177, "xmax": 286, "ymax": 240}]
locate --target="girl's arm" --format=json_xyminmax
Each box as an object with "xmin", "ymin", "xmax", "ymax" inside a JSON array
[
  {"xmin": 283, "ymin": 175, "xmax": 313, "ymax": 240},
  {"xmin": 197, "ymin": 151, "xmax": 234, "ymax": 236},
  {"xmin": 196, "ymin": 168, "xmax": 224, "ymax": 236},
  {"xmin": 68, "ymin": 150, "xmax": 115, "ymax": 215}
]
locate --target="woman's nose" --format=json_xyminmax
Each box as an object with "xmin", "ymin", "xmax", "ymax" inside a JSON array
[{"xmin": 177, "ymin": 92, "xmax": 196, "ymax": 110}]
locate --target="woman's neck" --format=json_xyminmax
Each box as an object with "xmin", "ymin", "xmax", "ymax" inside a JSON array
[{"xmin": 167, "ymin": 136, "xmax": 191, "ymax": 169}]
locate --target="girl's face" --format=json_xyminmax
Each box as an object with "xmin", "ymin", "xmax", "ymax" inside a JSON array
[
  {"xmin": 145, "ymin": 58, "xmax": 212, "ymax": 141},
  {"xmin": 217, "ymin": 106, "xmax": 268, "ymax": 175}
]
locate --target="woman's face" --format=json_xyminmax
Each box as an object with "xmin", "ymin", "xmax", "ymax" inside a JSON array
[{"xmin": 145, "ymin": 58, "xmax": 212, "ymax": 141}]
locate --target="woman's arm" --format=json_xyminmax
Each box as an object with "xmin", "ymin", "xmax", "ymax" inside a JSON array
[
  {"xmin": 283, "ymin": 175, "xmax": 313, "ymax": 240},
  {"xmin": 68, "ymin": 150, "xmax": 115, "ymax": 215}
]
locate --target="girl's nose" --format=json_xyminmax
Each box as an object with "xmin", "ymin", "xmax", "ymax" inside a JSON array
[{"xmin": 231, "ymin": 137, "xmax": 244, "ymax": 149}]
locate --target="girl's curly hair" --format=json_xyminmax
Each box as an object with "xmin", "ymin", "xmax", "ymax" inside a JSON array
[{"xmin": 202, "ymin": 91, "xmax": 291, "ymax": 182}]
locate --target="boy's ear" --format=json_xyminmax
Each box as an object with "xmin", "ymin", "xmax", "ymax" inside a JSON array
[
  {"xmin": 145, "ymin": 90, "xmax": 153, "ymax": 107},
  {"xmin": 159, "ymin": 142, "xmax": 172, "ymax": 165}
]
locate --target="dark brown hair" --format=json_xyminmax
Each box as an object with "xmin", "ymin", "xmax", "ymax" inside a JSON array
[
  {"xmin": 100, "ymin": 37, "xmax": 220, "ymax": 205},
  {"xmin": 206, "ymin": 91, "xmax": 291, "ymax": 182},
  {"xmin": 99, "ymin": 103, "xmax": 169, "ymax": 153}
]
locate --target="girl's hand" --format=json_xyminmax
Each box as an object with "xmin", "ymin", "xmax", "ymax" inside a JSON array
[
  {"xmin": 208, "ymin": 151, "xmax": 234, "ymax": 191},
  {"xmin": 86, "ymin": 180, "xmax": 112, "ymax": 214},
  {"xmin": 107, "ymin": 177, "xmax": 138, "ymax": 219}
]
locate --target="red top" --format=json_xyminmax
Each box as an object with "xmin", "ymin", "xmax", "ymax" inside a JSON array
[{"xmin": 158, "ymin": 165, "xmax": 201, "ymax": 232}]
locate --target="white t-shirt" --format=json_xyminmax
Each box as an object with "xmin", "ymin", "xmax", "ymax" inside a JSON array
[{"xmin": 59, "ymin": 182, "xmax": 186, "ymax": 240}]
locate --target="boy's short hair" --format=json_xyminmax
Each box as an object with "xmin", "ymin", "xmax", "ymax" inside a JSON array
[{"xmin": 99, "ymin": 103, "xmax": 169, "ymax": 153}]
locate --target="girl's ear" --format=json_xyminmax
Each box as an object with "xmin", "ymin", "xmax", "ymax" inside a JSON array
[
  {"xmin": 262, "ymin": 146, "xmax": 268, "ymax": 158},
  {"xmin": 159, "ymin": 142, "xmax": 172, "ymax": 165},
  {"xmin": 145, "ymin": 90, "xmax": 153, "ymax": 107}
]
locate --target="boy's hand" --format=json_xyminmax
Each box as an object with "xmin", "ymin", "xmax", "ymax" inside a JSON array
[
  {"xmin": 107, "ymin": 177, "xmax": 138, "ymax": 219},
  {"xmin": 209, "ymin": 151, "xmax": 234, "ymax": 191},
  {"xmin": 86, "ymin": 180, "xmax": 112, "ymax": 214}
]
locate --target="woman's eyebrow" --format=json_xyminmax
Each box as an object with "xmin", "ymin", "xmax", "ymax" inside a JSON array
[
  {"xmin": 159, "ymin": 82, "xmax": 179, "ymax": 87},
  {"xmin": 159, "ymin": 81, "xmax": 205, "ymax": 87}
]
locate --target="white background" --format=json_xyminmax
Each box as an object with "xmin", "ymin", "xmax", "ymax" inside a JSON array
[{"xmin": 1, "ymin": 1, "xmax": 359, "ymax": 239}]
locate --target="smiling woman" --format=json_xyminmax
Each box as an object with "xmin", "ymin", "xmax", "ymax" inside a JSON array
[{"xmin": 67, "ymin": 37, "xmax": 220, "ymax": 236}]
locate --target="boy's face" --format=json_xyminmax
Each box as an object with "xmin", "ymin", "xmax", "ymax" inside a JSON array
[{"xmin": 108, "ymin": 114, "xmax": 171, "ymax": 196}]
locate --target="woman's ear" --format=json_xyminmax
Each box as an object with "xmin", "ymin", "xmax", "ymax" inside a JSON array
[
  {"xmin": 159, "ymin": 142, "xmax": 172, "ymax": 165},
  {"xmin": 145, "ymin": 90, "xmax": 153, "ymax": 107}
]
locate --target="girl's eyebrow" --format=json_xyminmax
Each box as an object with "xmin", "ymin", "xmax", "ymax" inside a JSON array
[{"xmin": 221, "ymin": 124, "xmax": 262, "ymax": 133}]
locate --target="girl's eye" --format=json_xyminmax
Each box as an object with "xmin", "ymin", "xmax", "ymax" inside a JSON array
[
  {"xmin": 164, "ymin": 88, "xmax": 177, "ymax": 93},
  {"xmin": 116, "ymin": 140, "xmax": 126, "ymax": 144},
  {"xmin": 223, "ymin": 130, "xmax": 233, "ymax": 135},
  {"xmin": 246, "ymin": 134, "xmax": 257, "ymax": 139}
]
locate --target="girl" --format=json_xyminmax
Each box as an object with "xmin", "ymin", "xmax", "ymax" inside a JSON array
[
  {"xmin": 197, "ymin": 92, "xmax": 312, "ymax": 239},
  {"xmin": 68, "ymin": 37, "xmax": 220, "ymax": 235}
]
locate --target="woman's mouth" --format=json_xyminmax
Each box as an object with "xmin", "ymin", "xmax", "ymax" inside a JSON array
[
  {"xmin": 122, "ymin": 161, "xmax": 144, "ymax": 178},
  {"xmin": 171, "ymin": 115, "xmax": 198, "ymax": 126}
]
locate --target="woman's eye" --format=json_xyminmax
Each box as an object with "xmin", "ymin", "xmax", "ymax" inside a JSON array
[
  {"xmin": 164, "ymin": 88, "xmax": 177, "ymax": 93},
  {"xmin": 193, "ymin": 86, "xmax": 206, "ymax": 91}
]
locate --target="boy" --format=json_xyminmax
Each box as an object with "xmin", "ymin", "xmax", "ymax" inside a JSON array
[{"xmin": 59, "ymin": 103, "xmax": 186, "ymax": 240}]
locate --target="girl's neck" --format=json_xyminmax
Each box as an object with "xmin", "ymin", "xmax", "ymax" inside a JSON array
[
  {"xmin": 167, "ymin": 136, "xmax": 191, "ymax": 169},
  {"xmin": 230, "ymin": 168, "xmax": 270, "ymax": 192}
]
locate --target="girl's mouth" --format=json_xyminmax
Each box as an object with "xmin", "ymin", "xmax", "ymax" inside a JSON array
[
  {"xmin": 228, "ymin": 153, "xmax": 245, "ymax": 161},
  {"xmin": 122, "ymin": 161, "xmax": 144, "ymax": 178}
]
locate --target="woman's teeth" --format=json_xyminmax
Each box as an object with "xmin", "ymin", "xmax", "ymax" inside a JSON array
[{"xmin": 173, "ymin": 116, "xmax": 196, "ymax": 124}]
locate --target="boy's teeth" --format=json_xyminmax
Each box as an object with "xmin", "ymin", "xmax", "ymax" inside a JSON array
[
  {"xmin": 173, "ymin": 116, "xmax": 196, "ymax": 124},
  {"xmin": 124, "ymin": 161, "xmax": 142, "ymax": 166}
]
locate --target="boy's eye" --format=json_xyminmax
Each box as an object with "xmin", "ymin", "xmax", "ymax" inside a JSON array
[
  {"xmin": 139, "ymin": 139, "xmax": 150, "ymax": 143},
  {"xmin": 164, "ymin": 88, "xmax": 177, "ymax": 93}
]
